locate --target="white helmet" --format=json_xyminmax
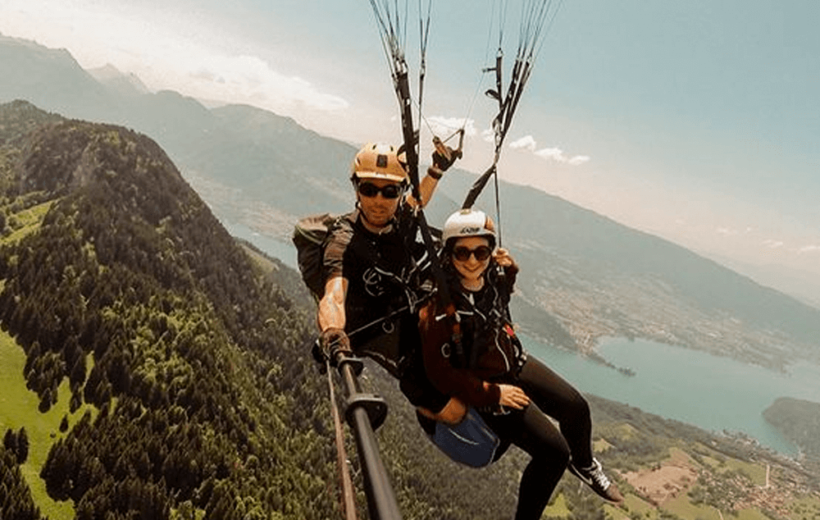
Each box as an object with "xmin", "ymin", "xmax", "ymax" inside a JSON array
[{"xmin": 441, "ymin": 208, "xmax": 496, "ymax": 247}]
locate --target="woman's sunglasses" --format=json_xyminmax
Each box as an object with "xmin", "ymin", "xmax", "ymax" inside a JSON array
[
  {"xmin": 452, "ymin": 245, "xmax": 493, "ymax": 262},
  {"xmin": 357, "ymin": 182, "xmax": 403, "ymax": 199}
]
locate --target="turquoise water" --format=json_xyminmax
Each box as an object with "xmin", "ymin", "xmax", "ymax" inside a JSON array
[
  {"xmin": 222, "ymin": 221, "xmax": 298, "ymax": 269},
  {"xmin": 229, "ymin": 227, "xmax": 819, "ymax": 456},
  {"xmin": 525, "ymin": 336, "xmax": 820, "ymax": 455}
]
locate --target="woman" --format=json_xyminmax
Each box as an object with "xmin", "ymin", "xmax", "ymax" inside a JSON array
[{"xmin": 412, "ymin": 208, "xmax": 623, "ymax": 520}]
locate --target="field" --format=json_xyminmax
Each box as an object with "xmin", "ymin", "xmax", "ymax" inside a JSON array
[{"xmin": 1, "ymin": 331, "xmax": 96, "ymax": 520}]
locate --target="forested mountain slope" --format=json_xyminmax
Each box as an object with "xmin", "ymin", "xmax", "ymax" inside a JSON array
[{"xmin": 0, "ymin": 100, "xmax": 341, "ymax": 519}]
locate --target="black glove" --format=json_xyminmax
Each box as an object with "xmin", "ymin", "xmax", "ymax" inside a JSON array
[
  {"xmin": 319, "ymin": 327, "xmax": 351, "ymax": 366},
  {"xmin": 432, "ymin": 137, "xmax": 462, "ymax": 172}
]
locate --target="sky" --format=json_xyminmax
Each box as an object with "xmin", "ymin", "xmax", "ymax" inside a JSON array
[{"xmin": 1, "ymin": 0, "xmax": 819, "ymax": 302}]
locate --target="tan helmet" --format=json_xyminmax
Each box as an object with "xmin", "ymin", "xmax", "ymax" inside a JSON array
[
  {"xmin": 442, "ymin": 208, "xmax": 496, "ymax": 247},
  {"xmin": 351, "ymin": 143, "xmax": 408, "ymax": 183}
]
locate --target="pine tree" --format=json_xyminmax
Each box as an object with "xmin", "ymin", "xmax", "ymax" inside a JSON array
[
  {"xmin": 70, "ymin": 354, "xmax": 87, "ymax": 389},
  {"xmin": 38, "ymin": 387, "xmax": 53, "ymax": 413},
  {"xmin": 16, "ymin": 428, "xmax": 29, "ymax": 464},
  {"xmin": 70, "ymin": 389, "xmax": 83, "ymax": 413},
  {"xmin": 23, "ymin": 341, "xmax": 40, "ymax": 374},
  {"xmin": 3, "ymin": 429, "xmax": 17, "ymax": 458}
]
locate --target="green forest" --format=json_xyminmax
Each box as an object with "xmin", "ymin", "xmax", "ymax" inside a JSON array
[{"xmin": 1, "ymin": 100, "xmax": 818, "ymax": 520}]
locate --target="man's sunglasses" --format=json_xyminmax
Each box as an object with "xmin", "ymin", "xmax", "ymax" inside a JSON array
[
  {"xmin": 452, "ymin": 245, "xmax": 493, "ymax": 262},
  {"xmin": 357, "ymin": 182, "xmax": 403, "ymax": 199}
]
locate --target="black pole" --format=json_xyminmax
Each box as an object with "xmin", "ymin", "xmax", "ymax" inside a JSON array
[{"xmin": 335, "ymin": 353, "xmax": 402, "ymax": 520}]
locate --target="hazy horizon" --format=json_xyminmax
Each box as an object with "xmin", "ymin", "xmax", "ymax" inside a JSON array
[{"xmin": 1, "ymin": 0, "xmax": 818, "ymax": 305}]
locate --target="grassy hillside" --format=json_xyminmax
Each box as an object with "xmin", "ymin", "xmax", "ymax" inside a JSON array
[
  {"xmin": 0, "ymin": 102, "xmax": 340, "ymax": 519},
  {"xmin": 1, "ymin": 333, "xmax": 95, "ymax": 520}
]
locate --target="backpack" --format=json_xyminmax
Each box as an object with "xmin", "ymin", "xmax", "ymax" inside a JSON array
[{"xmin": 292, "ymin": 213, "xmax": 341, "ymax": 299}]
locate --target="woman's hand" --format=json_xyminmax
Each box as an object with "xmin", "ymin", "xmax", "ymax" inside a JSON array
[
  {"xmin": 493, "ymin": 248, "xmax": 515, "ymax": 268},
  {"xmin": 497, "ymin": 384, "xmax": 530, "ymax": 410}
]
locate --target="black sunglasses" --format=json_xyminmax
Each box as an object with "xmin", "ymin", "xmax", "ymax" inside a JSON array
[
  {"xmin": 357, "ymin": 182, "xmax": 403, "ymax": 199},
  {"xmin": 453, "ymin": 245, "xmax": 493, "ymax": 262}
]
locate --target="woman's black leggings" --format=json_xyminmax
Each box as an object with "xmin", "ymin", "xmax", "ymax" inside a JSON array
[{"xmin": 482, "ymin": 357, "xmax": 594, "ymax": 520}]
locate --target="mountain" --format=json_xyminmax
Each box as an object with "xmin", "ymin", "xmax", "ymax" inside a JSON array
[
  {"xmin": 0, "ymin": 33, "xmax": 357, "ymax": 233},
  {"xmin": 0, "ymin": 35, "xmax": 118, "ymax": 123},
  {"xmin": 2, "ymin": 34, "xmax": 819, "ymax": 373},
  {"xmin": 439, "ymin": 176, "xmax": 820, "ymax": 368},
  {"xmin": 0, "ymin": 100, "xmax": 343, "ymax": 519},
  {"xmin": 708, "ymin": 252, "xmax": 820, "ymax": 310},
  {"xmin": 2, "ymin": 101, "xmax": 818, "ymax": 520},
  {"xmin": 764, "ymin": 397, "xmax": 820, "ymax": 475},
  {"xmin": 87, "ymin": 64, "xmax": 150, "ymax": 97}
]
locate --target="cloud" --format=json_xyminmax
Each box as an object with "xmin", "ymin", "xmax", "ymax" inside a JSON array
[
  {"xmin": 535, "ymin": 147, "xmax": 591, "ymax": 165},
  {"xmin": 716, "ymin": 227, "xmax": 737, "ymax": 236},
  {"xmin": 535, "ymin": 147, "xmax": 564, "ymax": 159},
  {"xmin": 762, "ymin": 239, "xmax": 784, "ymax": 249},
  {"xmin": 567, "ymin": 155, "xmax": 591, "ymax": 166},
  {"xmin": 718, "ymin": 227, "xmax": 754, "ymax": 237},
  {"xmin": 509, "ymin": 135, "xmax": 537, "ymax": 151},
  {"xmin": 175, "ymin": 53, "xmax": 349, "ymax": 112},
  {"xmin": 798, "ymin": 245, "xmax": 820, "ymax": 254},
  {"xmin": 0, "ymin": 0, "xmax": 349, "ymax": 114},
  {"xmin": 425, "ymin": 116, "xmax": 478, "ymax": 139},
  {"xmin": 508, "ymin": 135, "xmax": 590, "ymax": 165}
]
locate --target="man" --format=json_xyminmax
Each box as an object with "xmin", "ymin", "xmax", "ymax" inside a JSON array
[{"xmin": 317, "ymin": 141, "xmax": 455, "ymax": 377}]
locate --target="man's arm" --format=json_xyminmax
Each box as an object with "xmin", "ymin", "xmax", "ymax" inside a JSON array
[
  {"xmin": 317, "ymin": 275, "xmax": 348, "ymax": 331},
  {"xmin": 406, "ymin": 167, "xmax": 441, "ymax": 209},
  {"xmin": 407, "ymin": 140, "xmax": 460, "ymax": 208}
]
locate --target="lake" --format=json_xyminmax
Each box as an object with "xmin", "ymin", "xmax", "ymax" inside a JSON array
[
  {"xmin": 525, "ymin": 335, "xmax": 820, "ymax": 456},
  {"xmin": 234, "ymin": 229, "xmax": 820, "ymax": 456},
  {"xmin": 221, "ymin": 221, "xmax": 299, "ymax": 269}
]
